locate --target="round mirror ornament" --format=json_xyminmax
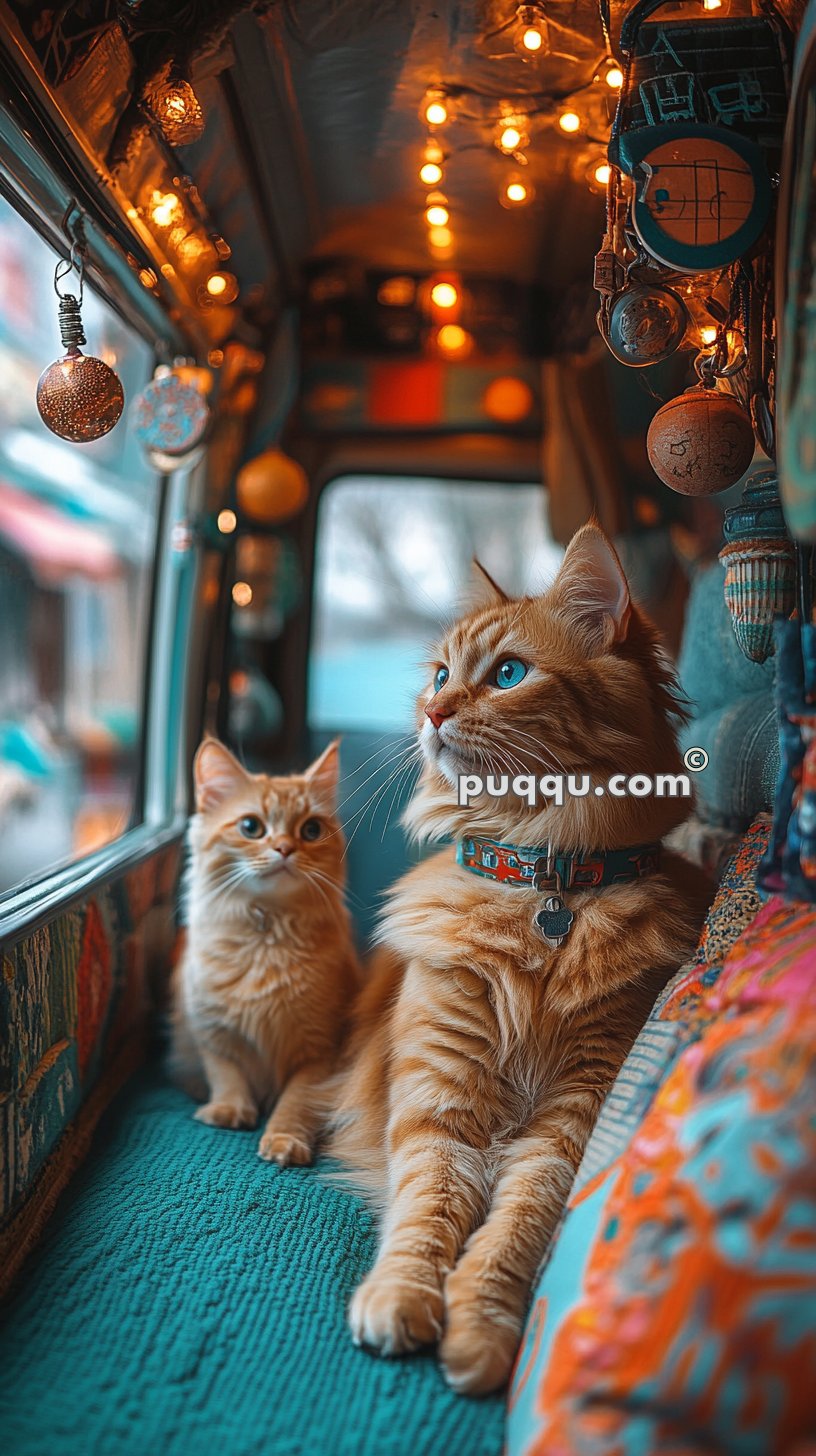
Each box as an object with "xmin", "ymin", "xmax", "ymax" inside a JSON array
[
  {"xmin": 131, "ymin": 366, "xmax": 210, "ymax": 457},
  {"xmin": 605, "ymin": 282, "xmax": 688, "ymax": 367}
]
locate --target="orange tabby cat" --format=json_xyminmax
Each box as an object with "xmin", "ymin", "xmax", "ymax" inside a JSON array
[
  {"xmin": 329, "ymin": 522, "xmax": 711, "ymax": 1394},
  {"xmin": 171, "ymin": 738, "xmax": 360, "ymax": 1166}
]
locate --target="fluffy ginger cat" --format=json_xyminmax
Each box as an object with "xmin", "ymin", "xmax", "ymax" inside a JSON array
[
  {"xmin": 170, "ymin": 738, "xmax": 360, "ymax": 1166},
  {"xmin": 329, "ymin": 522, "xmax": 711, "ymax": 1395}
]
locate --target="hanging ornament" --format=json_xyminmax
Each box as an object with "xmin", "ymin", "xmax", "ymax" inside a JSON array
[
  {"xmin": 719, "ymin": 470, "xmax": 796, "ymax": 662},
  {"xmin": 36, "ymin": 249, "xmax": 125, "ymax": 443},
  {"xmin": 647, "ymin": 381, "xmax": 755, "ymax": 495},
  {"xmin": 146, "ymin": 62, "xmax": 205, "ymax": 147},
  {"xmin": 131, "ymin": 363, "xmax": 210, "ymax": 460},
  {"xmin": 236, "ymin": 449, "xmax": 309, "ymax": 524},
  {"xmin": 601, "ymin": 262, "xmax": 688, "ymax": 367}
]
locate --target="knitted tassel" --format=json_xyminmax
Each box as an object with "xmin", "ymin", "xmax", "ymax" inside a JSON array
[{"xmin": 719, "ymin": 538, "xmax": 796, "ymax": 662}]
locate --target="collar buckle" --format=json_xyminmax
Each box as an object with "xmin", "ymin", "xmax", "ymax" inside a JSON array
[{"xmin": 533, "ymin": 850, "xmax": 571, "ymax": 896}]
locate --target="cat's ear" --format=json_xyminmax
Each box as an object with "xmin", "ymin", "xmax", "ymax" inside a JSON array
[
  {"xmin": 468, "ymin": 558, "xmax": 509, "ymax": 609},
  {"xmin": 549, "ymin": 522, "xmax": 631, "ymax": 652},
  {"xmin": 194, "ymin": 738, "xmax": 250, "ymax": 811},
  {"xmin": 304, "ymin": 738, "xmax": 340, "ymax": 810}
]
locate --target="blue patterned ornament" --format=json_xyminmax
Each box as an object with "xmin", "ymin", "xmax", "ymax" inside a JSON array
[{"xmin": 130, "ymin": 366, "xmax": 210, "ymax": 458}]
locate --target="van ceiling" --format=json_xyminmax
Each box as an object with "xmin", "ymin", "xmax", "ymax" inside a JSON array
[{"xmin": 229, "ymin": 0, "xmax": 617, "ymax": 288}]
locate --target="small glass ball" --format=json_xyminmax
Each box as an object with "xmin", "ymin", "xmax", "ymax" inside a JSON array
[
  {"xmin": 151, "ymin": 77, "xmax": 205, "ymax": 146},
  {"xmin": 36, "ymin": 350, "xmax": 125, "ymax": 443}
]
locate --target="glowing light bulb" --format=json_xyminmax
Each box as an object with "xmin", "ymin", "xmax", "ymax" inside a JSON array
[
  {"xmin": 431, "ymin": 282, "xmax": 458, "ymax": 309},
  {"xmin": 700, "ymin": 325, "xmax": 718, "ymax": 345},
  {"xmin": 425, "ymin": 100, "xmax": 448, "ymax": 126},
  {"xmin": 436, "ymin": 324, "xmax": 471, "ymax": 355},
  {"xmin": 232, "ymin": 581, "xmax": 253, "ymax": 607},
  {"xmin": 594, "ymin": 162, "xmax": 611, "ymax": 186},
  {"xmin": 149, "ymin": 189, "xmax": 182, "ymax": 227},
  {"xmin": 522, "ymin": 27, "xmax": 543, "ymax": 50},
  {"xmin": 605, "ymin": 64, "xmax": 624, "ymax": 88},
  {"xmin": 217, "ymin": 509, "xmax": 237, "ymax": 534},
  {"xmin": 500, "ymin": 125, "xmax": 522, "ymax": 151},
  {"xmin": 426, "ymin": 202, "xmax": 450, "ymax": 227},
  {"xmin": 558, "ymin": 110, "xmax": 581, "ymax": 133},
  {"xmin": 506, "ymin": 181, "xmax": 528, "ymax": 203},
  {"xmin": 428, "ymin": 226, "xmax": 453, "ymax": 251},
  {"xmin": 702, "ymin": 0, "xmax": 722, "ymax": 9},
  {"xmin": 420, "ymin": 161, "xmax": 443, "ymax": 185},
  {"xmin": 202, "ymin": 271, "xmax": 239, "ymax": 304}
]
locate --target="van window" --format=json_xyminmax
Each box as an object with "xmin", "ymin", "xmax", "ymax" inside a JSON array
[
  {"xmin": 0, "ymin": 194, "xmax": 156, "ymax": 896},
  {"xmin": 309, "ymin": 475, "xmax": 562, "ymax": 732}
]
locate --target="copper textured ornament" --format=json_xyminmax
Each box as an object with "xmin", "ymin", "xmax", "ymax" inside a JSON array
[
  {"xmin": 719, "ymin": 470, "xmax": 796, "ymax": 662},
  {"xmin": 36, "ymin": 259, "xmax": 124, "ymax": 444},
  {"xmin": 646, "ymin": 385, "xmax": 755, "ymax": 495}
]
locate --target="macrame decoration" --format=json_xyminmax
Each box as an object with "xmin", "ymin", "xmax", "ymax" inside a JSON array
[
  {"xmin": 719, "ymin": 469, "xmax": 796, "ymax": 662},
  {"xmin": 36, "ymin": 246, "xmax": 125, "ymax": 443}
]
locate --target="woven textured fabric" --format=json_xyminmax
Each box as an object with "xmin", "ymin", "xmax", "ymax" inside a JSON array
[{"xmin": 0, "ymin": 1069, "xmax": 505, "ymax": 1456}]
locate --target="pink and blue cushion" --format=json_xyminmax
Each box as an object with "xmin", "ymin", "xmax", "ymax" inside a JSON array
[{"xmin": 507, "ymin": 819, "xmax": 816, "ymax": 1456}]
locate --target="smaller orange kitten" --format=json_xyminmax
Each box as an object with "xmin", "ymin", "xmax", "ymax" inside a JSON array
[{"xmin": 170, "ymin": 737, "xmax": 361, "ymax": 1165}]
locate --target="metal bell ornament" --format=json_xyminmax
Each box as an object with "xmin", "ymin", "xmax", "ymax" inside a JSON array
[
  {"xmin": 131, "ymin": 363, "xmax": 210, "ymax": 461},
  {"xmin": 719, "ymin": 469, "xmax": 796, "ymax": 662},
  {"xmin": 36, "ymin": 250, "xmax": 124, "ymax": 443},
  {"xmin": 646, "ymin": 382, "xmax": 755, "ymax": 495}
]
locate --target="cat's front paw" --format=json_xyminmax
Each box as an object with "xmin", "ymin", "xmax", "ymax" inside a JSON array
[
  {"xmin": 440, "ymin": 1261, "xmax": 522, "ymax": 1395},
  {"xmin": 194, "ymin": 1098, "xmax": 257, "ymax": 1130},
  {"xmin": 349, "ymin": 1267, "xmax": 444, "ymax": 1356},
  {"xmin": 258, "ymin": 1130, "xmax": 312, "ymax": 1166}
]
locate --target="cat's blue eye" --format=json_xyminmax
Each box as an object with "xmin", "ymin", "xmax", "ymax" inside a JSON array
[
  {"xmin": 433, "ymin": 666, "xmax": 449, "ymax": 692},
  {"xmin": 494, "ymin": 658, "xmax": 528, "ymax": 690},
  {"xmin": 238, "ymin": 815, "xmax": 265, "ymax": 839}
]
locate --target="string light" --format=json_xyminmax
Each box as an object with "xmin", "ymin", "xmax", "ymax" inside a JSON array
[
  {"xmin": 702, "ymin": 0, "xmax": 722, "ymax": 9},
  {"xmin": 514, "ymin": 4, "xmax": 550, "ymax": 57},
  {"xmin": 425, "ymin": 199, "xmax": 450, "ymax": 227},
  {"xmin": 605, "ymin": 62, "xmax": 624, "ymax": 88},
  {"xmin": 496, "ymin": 118, "xmax": 529, "ymax": 154},
  {"xmin": 202, "ymin": 271, "xmax": 239, "ymax": 303},
  {"xmin": 422, "ymin": 89, "xmax": 450, "ymax": 126},
  {"xmin": 217, "ymin": 509, "xmax": 237, "ymax": 534},
  {"xmin": 232, "ymin": 581, "xmax": 253, "ymax": 607},
  {"xmin": 594, "ymin": 162, "xmax": 611, "ymax": 186},
  {"xmin": 428, "ymin": 226, "xmax": 453, "ymax": 252},
  {"xmin": 430, "ymin": 281, "xmax": 458, "ymax": 308},
  {"xmin": 700, "ymin": 325, "xmax": 718, "ymax": 345},
  {"xmin": 149, "ymin": 189, "xmax": 183, "ymax": 227},
  {"xmin": 558, "ymin": 110, "xmax": 581, "ymax": 133},
  {"xmin": 420, "ymin": 161, "xmax": 444, "ymax": 185},
  {"xmin": 436, "ymin": 323, "xmax": 473, "ymax": 357},
  {"xmin": 501, "ymin": 177, "xmax": 534, "ymax": 207}
]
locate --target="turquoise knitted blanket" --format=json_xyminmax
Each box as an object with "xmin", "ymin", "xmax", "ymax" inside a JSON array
[{"xmin": 0, "ymin": 1069, "xmax": 504, "ymax": 1456}]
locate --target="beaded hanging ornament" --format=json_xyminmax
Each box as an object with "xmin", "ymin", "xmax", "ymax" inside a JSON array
[{"xmin": 36, "ymin": 247, "xmax": 124, "ymax": 443}]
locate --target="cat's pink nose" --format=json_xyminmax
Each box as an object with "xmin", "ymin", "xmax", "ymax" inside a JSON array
[
  {"xmin": 273, "ymin": 838, "xmax": 296, "ymax": 858},
  {"xmin": 425, "ymin": 701, "xmax": 453, "ymax": 730}
]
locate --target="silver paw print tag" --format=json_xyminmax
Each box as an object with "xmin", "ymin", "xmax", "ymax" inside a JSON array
[{"xmin": 533, "ymin": 896, "xmax": 574, "ymax": 948}]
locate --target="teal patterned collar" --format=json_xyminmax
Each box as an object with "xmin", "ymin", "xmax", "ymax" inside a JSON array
[{"xmin": 456, "ymin": 835, "xmax": 661, "ymax": 895}]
